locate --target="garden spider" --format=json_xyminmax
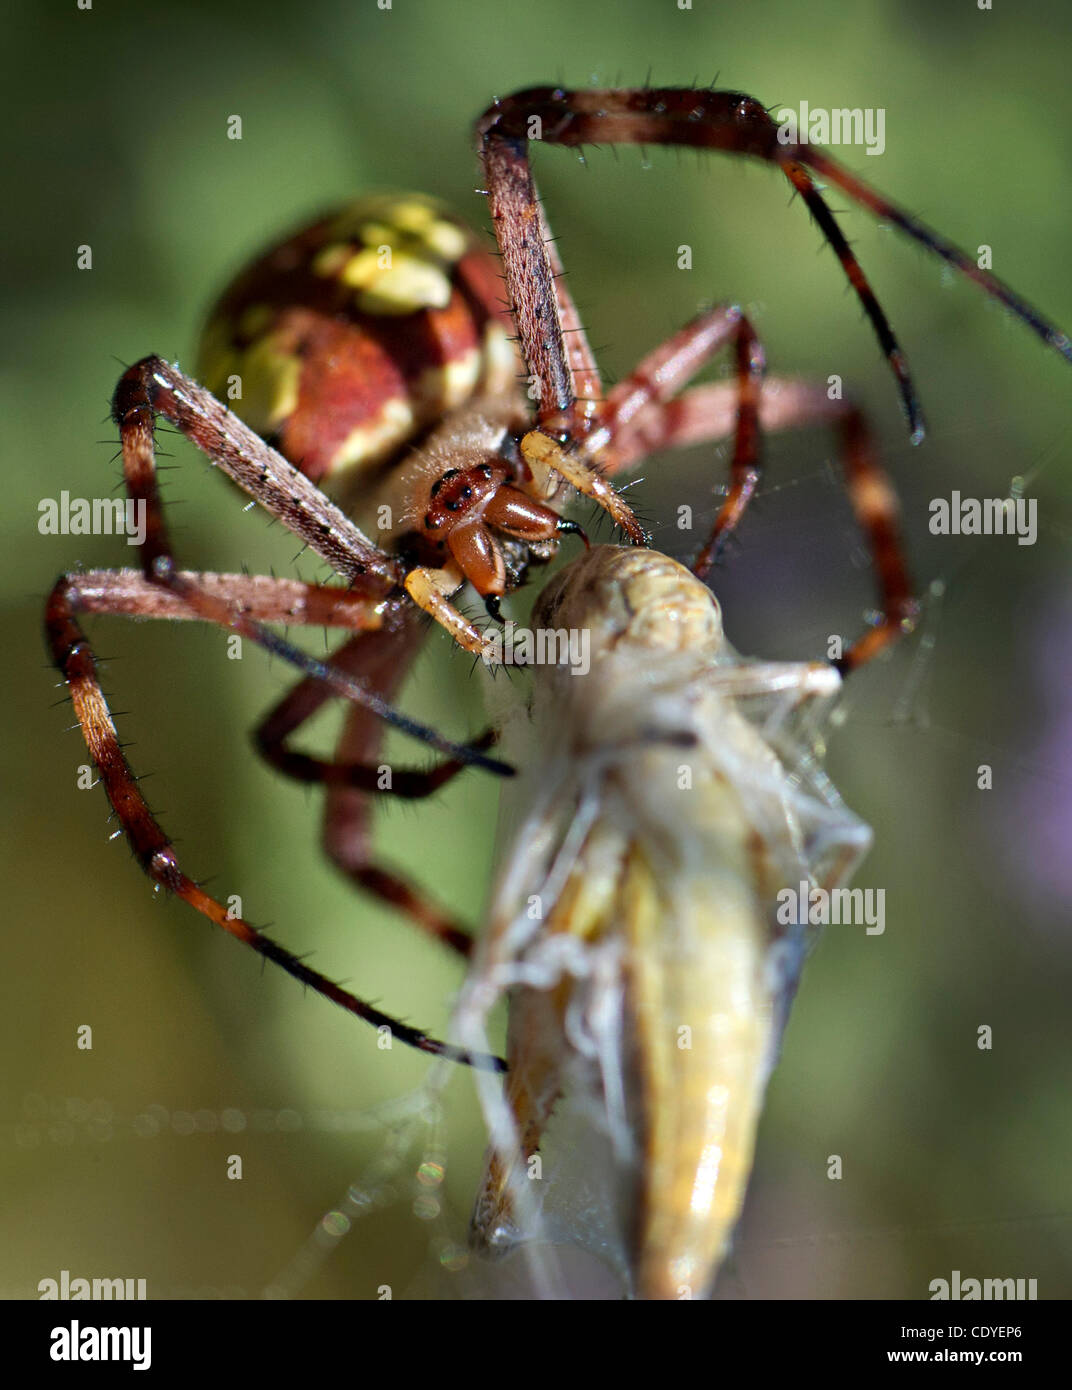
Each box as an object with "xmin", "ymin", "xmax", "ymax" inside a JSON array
[{"xmin": 46, "ymin": 85, "xmax": 1071, "ymax": 1074}]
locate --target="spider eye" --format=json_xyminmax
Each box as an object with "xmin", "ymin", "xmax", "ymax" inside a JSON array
[
  {"xmin": 430, "ymin": 468, "xmax": 460, "ymax": 499},
  {"xmin": 424, "ymin": 512, "xmax": 441, "ymax": 529}
]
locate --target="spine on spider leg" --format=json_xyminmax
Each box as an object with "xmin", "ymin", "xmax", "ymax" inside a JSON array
[
  {"xmin": 44, "ymin": 576, "xmax": 505, "ymax": 1072},
  {"xmin": 106, "ymin": 358, "xmax": 511, "ymax": 773},
  {"xmin": 480, "ymin": 136, "xmax": 575, "ymax": 420},
  {"xmin": 476, "ymin": 88, "xmax": 928, "ymax": 440},
  {"xmin": 112, "ymin": 356, "xmax": 407, "ymax": 589},
  {"xmin": 801, "ymin": 147, "xmax": 1072, "ymax": 365},
  {"xmin": 477, "ymin": 87, "xmax": 1072, "ymax": 441}
]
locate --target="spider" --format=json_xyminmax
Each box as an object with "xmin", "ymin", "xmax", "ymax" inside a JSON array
[{"xmin": 46, "ymin": 85, "xmax": 1072, "ymax": 1076}]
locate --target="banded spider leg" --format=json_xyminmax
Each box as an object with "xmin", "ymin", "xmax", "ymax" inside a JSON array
[
  {"xmin": 47, "ymin": 357, "xmax": 509, "ymax": 1071},
  {"xmin": 478, "ymin": 86, "xmax": 1072, "ymax": 451}
]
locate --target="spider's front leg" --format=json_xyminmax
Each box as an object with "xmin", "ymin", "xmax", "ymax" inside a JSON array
[
  {"xmin": 478, "ymin": 87, "xmax": 1072, "ymax": 445},
  {"xmin": 109, "ymin": 355, "xmax": 506, "ymax": 766},
  {"xmin": 505, "ymin": 273, "xmax": 914, "ymax": 671},
  {"xmin": 46, "ymin": 354, "xmax": 512, "ymax": 1068}
]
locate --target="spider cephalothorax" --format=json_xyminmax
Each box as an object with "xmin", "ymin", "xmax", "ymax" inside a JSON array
[
  {"xmin": 414, "ymin": 459, "xmax": 585, "ymax": 619},
  {"xmin": 47, "ymin": 87, "xmax": 1072, "ymax": 1072},
  {"xmin": 196, "ymin": 192, "xmax": 632, "ymax": 647}
]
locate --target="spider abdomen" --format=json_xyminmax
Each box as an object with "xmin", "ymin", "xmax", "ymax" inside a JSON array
[{"xmin": 197, "ymin": 193, "xmax": 519, "ymax": 497}]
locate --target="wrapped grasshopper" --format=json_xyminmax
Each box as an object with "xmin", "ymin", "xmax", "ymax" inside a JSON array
[{"xmin": 456, "ymin": 545, "xmax": 875, "ymax": 1299}]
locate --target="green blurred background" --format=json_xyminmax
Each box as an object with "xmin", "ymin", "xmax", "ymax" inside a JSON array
[{"xmin": 3, "ymin": 0, "xmax": 1070, "ymax": 1299}]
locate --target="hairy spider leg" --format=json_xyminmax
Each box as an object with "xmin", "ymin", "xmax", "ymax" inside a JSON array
[
  {"xmin": 45, "ymin": 569, "xmax": 503, "ymax": 1071},
  {"xmin": 108, "ymin": 355, "xmax": 509, "ymax": 771},
  {"xmin": 600, "ymin": 370, "xmax": 918, "ymax": 670},
  {"xmin": 478, "ymin": 87, "xmax": 1072, "ymax": 447},
  {"xmin": 255, "ymin": 614, "xmax": 499, "ymax": 958}
]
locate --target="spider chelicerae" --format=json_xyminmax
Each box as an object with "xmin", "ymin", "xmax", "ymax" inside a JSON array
[{"xmin": 46, "ymin": 85, "xmax": 1072, "ymax": 1072}]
